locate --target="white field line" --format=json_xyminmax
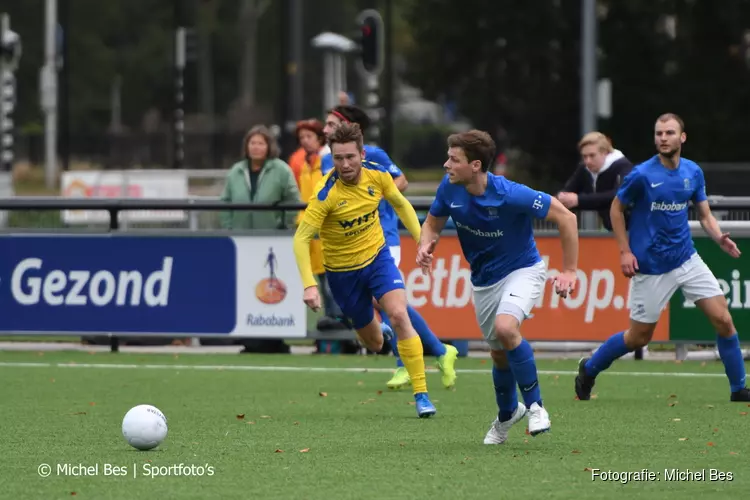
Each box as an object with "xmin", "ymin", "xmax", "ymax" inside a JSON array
[{"xmin": 0, "ymin": 361, "xmax": 726, "ymax": 377}]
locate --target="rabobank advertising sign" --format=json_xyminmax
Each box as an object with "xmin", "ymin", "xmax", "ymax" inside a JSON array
[{"xmin": 0, "ymin": 235, "xmax": 306, "ymax": 337}]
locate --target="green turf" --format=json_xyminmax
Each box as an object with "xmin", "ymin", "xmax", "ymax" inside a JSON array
[{"xmin": 0, "ymin": 351, "xmax": 747, "ymax": 499}]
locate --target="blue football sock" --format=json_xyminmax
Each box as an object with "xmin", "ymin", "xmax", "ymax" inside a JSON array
[
  {"xmin": 407, "ymin": 306, "xmax": 446, "ymax": 357},
  {"xmin": 717, "ymin": 333, "xmax": 746, "ymax": 393},
  {"xmin": 507, "ymin": 340, "xmax": 542, "ymax": 408},
  {"xmin": 585, "ymin": 331, "xmax": 631, "ymax": 377},
  {"xmin": 492, "ymin": 366, "xmax": 518, "ymax": 422},
  {"xmin": 380, "ymin": 311, "xmax": 404, "ymax": 368}
]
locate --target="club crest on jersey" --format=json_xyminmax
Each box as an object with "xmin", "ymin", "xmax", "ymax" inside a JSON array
[
  {"xmin": 683, "ymin": 178, "xmax": 690, "ymax": 191},
  {"xmin": 367, "ymin": 186, "xmax": 375, "ymax": 196},
  {"xmin": 487, "ymin": 207, "xmax": 498, "ymax": 219}
]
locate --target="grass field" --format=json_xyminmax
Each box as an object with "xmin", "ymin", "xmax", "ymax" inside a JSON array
[{"xmin": 1, "ymin": 350, "xmax": 748, "ymax": 499}]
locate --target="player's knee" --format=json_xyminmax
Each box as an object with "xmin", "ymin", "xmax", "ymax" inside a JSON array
[
  {"xmin": 490, "ymin": 349, "xmax": 509, "ymax": 369},
  {"xmin": 386, "ymin": 305, "xmax": 410, "ymax": 333},
  {"xmin": 624, "ymin": 326, "xmax": 652, "ymax": 349},
  {"xmin": 713, "ymin": 310, "xmax": 736, "ymax": 337},
  {"xmin": 493, "ymin": 315, "xmax": 521, "ymax": 349}
]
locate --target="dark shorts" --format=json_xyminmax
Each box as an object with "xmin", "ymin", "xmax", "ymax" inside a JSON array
[{"xmin": 325, "ymin": 247, "xmax": 405, "ymax": 329}]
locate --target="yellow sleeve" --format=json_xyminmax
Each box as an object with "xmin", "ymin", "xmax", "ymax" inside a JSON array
[
  {"xmin": 301, "ymin": 182, "xmax": 331, "ymax": 229},
  {"xmin": 382, "ymin": 172, "xmax": 421, "ymax": 241},
  {"xmin": 293, "ymin": 222, "xmax": 320, "ymax": 289}
]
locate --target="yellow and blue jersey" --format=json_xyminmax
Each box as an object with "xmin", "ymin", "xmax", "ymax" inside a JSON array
[
  {"xmin": 302, "ymin": 161, "xmax": 401, "ymax": 273},
  {"xmin": 321, "ymin": 145, "xmax": 403, "ymax": 247}
]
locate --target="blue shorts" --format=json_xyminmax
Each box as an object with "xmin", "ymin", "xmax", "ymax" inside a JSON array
[{"xmin": 326, "ymin": 247, "xmax": 405, "ymax": 330}]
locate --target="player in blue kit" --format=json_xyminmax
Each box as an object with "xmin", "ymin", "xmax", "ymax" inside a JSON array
[
  {"xmin": 417, "ymin": 130, "xmax": 580, "ymax": 443},
  {"xmin": 575, "ymin": 113, "xmax": 750, "ymax": 402},
  {"xmin": 321, "ymin": 105, "xmax": 459, "ymax": 390}
]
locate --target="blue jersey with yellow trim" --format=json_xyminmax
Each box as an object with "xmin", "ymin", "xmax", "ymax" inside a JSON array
[
  {"xmin": 321, "ymin": 145, "xmax": 403, "ymax": 247},
  {"xmin": 302, "ymin": 161, "xmax": 401, "ymax": 272}
]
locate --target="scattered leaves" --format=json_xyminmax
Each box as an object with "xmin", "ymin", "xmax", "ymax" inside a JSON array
[
  {"xmin": 293, "ymin": 421, "xmax": 300, "ymax": 426},
  {"xmin": 299, "ymin": 448, "xmax": 310, "ymax": 453},
  {"xmin": 260, "ymin": 415, "xmax": 272, "ymax": 419},
  {"xmin": 668, "ymin": 402, "xmax": 678, "ymax": 407},
  {"xmin": 274, "ymin": 449, "xmax": 284, "ymax": 453},
  {"xmin": 399, "ymin": 442, "xmax": 406, "ymax": 447},
  {"xmin": 407, "ymin": 401, "xmax": 416, "ymax": 406},
  {"xmin": 236, "ymin": 414, "xmax": 245, "ymax": 420},
  {"xmin": 376, "ymin": 390, "xmax": 383, "ymax": 395},
  {"xmin": 319, "ymin": 392, "xmax": 328, "ymax": 397},
  {"xmin": 713, "ymin": 428, "xmax": 719, "ymax": 432},
  {"xmin": 584, "ymin": 467, "xmax": 593, "ymax": 472},
  {"xmin": 668, "ymin": 394, "xmax": 678, "ymax": 399},
  {"xmin": 590, "ymin": 394, "xmax": 599, "ymax": 400},
  {"xmin": 672, "ymin": 418, "xmax": 681, "ymax": 422},
  {"xmin": 554, "ymin": 375, "xmax": 560, "ymax": 380},
  {"xmin": 700, "ymin": 361, "xmax": 707, "ymax": 367},
  {"xmin": 357, "ymin": 381, "xmax": 364, "ymax": 386},
  {"xmin": 707, "ymin": 442, "xmax": 715, "ymax": 447},
  {"xmin": 247, "ymin": 421, "xmax": 256, "ymax": 425},
  {"xmin": 707, "ymin": 405, "xmax": 715, "ymax": 409},
  {"xmin": 480, "ymin": 359, "xmax": 487, "ymax": 364},
  {"xmin": 571, "ymin": 450, "xmax": 581, "ymax": 454},
  {"xmin": 730, "ymin": 452, "xmax": 738, "ymax": 455},
  {"xmin": 740, "ymin": 412, "xmax": 748, "ymax": 416},
  {"xmin": 679, "ymin": 438, "xmax": 689, "ymax": 441},
  {"xmin": 89, "ymin": 402, "xmax": 96, "ymax": 406},
  {"xmin": 71, "ymin": 493, "xmax": 77, "ymax": 496}
]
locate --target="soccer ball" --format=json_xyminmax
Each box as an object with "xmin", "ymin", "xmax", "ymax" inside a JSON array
[{"xmin": 122, "ymin": 404, "xmax": 168, "ymax": 451}]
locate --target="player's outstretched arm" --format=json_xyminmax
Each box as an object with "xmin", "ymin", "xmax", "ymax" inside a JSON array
[
  {"xmin": 417, "ymin": 214, "xmax": 447, "ymax": 275},
  {"xmin": 695, "ymin": 201, "xmax": 741, "ymax": 258},
  {"xmin": 545, "ymin": 197, "xmax": 579, "ymax": 294},
  {"xmin": 383, "ymin": 181, "xmax": 422, "ymax": 242}
]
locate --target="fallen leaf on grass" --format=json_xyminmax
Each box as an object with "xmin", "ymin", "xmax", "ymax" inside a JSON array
[
  {"xmin": 50, "ymin": 378, "xmax": 55, "ymax": 383},
  {"xmin": 700, "ymin": 361, "xmax": 707, "ymax": 367},
  {"xmin": 247, "ymin": 421, "xmax": 256, "ymax": 425},
  {"xmin": 399, "ymin": 443, "xmax": 405, "ymax": 447},
  {"xmin": 674, "ymin": 360, "xmax": 683, "ymax": 364},
  {"xmin": 71, "ymin": 493, "xmax": 77, "ymax": 496},
  {"xmin": 571, "ymin": 450, "xmax": 581, "ymax": 454},
  {"xmin": 730, "ymin": 452, "xmax": 738, "ymax": 455},
  {"xmin": 319, "ymin": 392, "xmax": 328, "ymax": 397},
  {"xmin": 407, "ymin": 401, "xmax": 416, "ymax": 406},
  {"xmin": 679, "ymin": 438, "xmax": 689, "ymax": 441},
  {"xmin": 37, "ymin": 352, "xmax": 44, "ymax": 357},
  {"xmin": 89, "ymin": 402, "xmax": 96, "ymax": 406},
  {"xmin": 668, "ymin": 394, "xmax": 678, "ymax": 399},
  {"xmin": 260, "ymin": 415, "xmax": 272, "ymax": 419},
  {"xmin": 707, "ymin": 442, "xmax": 715, "ymax": 447},
  {"xmin": 480, "ymin": 359, "xmax": 487, "ymax": 365},
  {"xmin": 590, "ymin": 394, "xmax": 598, "ymax": 399},
  {"xmin": 584, "ymin": 467, "xmax": 593, "ymax": 472},
  {"xmin": 357, "ymin": 381, "xmax": 364, "ymax": 386},
  {"xmin": 274, "ymin": 449, "xmax": 284, "ymax": 453},
  {"xmin": 299, "ymin": 448, "xmax": 310, "ymax": 453},
  {"xmin": 740, "ymin": 412, "xmax": 748, "ymax": 416},
  {"xmin": 706, "ymin": 405, "xmax": 715, "ymax": 409},
  {"xmin": 236, "ymin": 414, "xmax": 245, "ymax": 420},
  {"xmin": 88, "ymin": 351, "xmax": 96, "ymax": 355},
  {"xmin": 293, "ymin": 421, "xmax": 300, "ymax": 426},
  {"xmin": 376, "ymin": 390, "xmax": 383, "ymax": 395},
  {"xmin": 713, "ymin": 428, "xmax": 719, "ymax": 432},
  {"xmin": 288, "ymin": 401, "xmax": 296, "ymax": 404},
  {"xmin": 523, "ymin": 439, "xmax": 529, "ymax": 444},
  {"xmin": 554, "ymin": 375, "xmax": 560, "ymax": 380},
  {"xmin": 71, "ymin": 412, "xmax": 86, "ymax": 416},
  {"xmin": 668, "ymin": 402, "xmax": 678, "ymax": 407},
  {"xmin": 672, "ymin": 418, "xmax": 681, "ymax": 422}
]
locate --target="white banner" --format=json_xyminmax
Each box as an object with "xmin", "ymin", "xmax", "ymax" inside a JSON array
[
  {"xmin": 232, "ymin": 236, "xmax": 306, "ymax": 338},
  {"xmin": 61, "ymin": 170, "xmax": 189, "ymax": 224}
]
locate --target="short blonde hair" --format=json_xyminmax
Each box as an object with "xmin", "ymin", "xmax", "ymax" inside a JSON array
[{"xmin": 578, "ymin": 132, "xmax": 613, "ymax": 154}]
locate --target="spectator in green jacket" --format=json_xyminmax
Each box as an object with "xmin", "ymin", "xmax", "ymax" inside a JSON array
[{"xmin": 220, "ymin": 125, "xmax": 300, "ymax": 230}]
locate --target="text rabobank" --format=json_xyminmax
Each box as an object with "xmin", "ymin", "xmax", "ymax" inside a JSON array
[{"xmin": 0, "ymin": 236, "xmax": 237, "ymax": 334}]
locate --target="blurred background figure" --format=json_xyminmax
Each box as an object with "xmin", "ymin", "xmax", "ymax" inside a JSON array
[
  {"xmin": 219, "ymin": 124, "xmax": 300, "ymax": 354},
  {"xmin": 557, "ymin": 132, "xmax": 633, "ymax": 231}
]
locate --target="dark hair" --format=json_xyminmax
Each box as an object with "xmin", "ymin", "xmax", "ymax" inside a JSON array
[
  {"xmin": 295, "ymin": 119, "xmax": 325, "ymax": 144},
  {"xmin": 447, "ymin": 130, "xmax": 497, "ymax": 172},
  {"xmin": 327, "ymin": 105, "xmax": 371, "ymax": 132},
  {"xmin": 328, "ymin": 122, "xmax": 364, "ymax": 152},
  {"xmin": 656, "ymin": 113, "xmax": 685, "ymax": 133},
  {"xmin": 243, "ymin": 125, "xmax": 280, "ymax": 159}
]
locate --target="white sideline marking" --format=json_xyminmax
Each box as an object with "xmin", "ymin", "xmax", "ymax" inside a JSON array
[{"xmin": 0, "ymin": 361, "xmax": 726, "ymax": 377}]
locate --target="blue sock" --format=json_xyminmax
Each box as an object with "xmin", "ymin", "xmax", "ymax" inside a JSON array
[
  {"xmin": 717, "ymin": 333, "xmax": 746, "ymax": 393},
  {"xmin": 380, "ymin": 312, "xmax": 404, "ymax": 368},
  {"xmin": 507, "ymin": 340, "xmax": 542, "ymax": 408},
  {"xmin": 407, "ymin": 306, "xmax": 446, "ymax": 357},
  {"xmin": 492, "ymin": 366, "xmax": 518, "ymax": 422},
  {"xmin": 585, "ymin": 331, "xmax": 631, "ymax": 377}
]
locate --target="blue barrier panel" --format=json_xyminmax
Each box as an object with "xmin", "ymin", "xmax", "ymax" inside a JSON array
[{"xmin": 0, "ymin": 235, "xmax": 238, "ymax": 334}]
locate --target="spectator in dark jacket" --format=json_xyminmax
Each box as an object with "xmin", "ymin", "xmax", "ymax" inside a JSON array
[{"xmin": 557, "ymin": 132, "xmax": 633, "ymax": 231}]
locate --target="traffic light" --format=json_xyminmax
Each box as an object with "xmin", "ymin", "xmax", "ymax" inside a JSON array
[{"xmin": 357, "ymin": 9, "xmax": 383, "ymax": 76}]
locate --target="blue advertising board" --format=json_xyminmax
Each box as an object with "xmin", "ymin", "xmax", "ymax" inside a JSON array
[{"xmin": 0, "ymin": 235, "xmax": 237, "ymax": 334}]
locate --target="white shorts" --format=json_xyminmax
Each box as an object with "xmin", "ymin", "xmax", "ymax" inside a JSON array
[
  {"xmin": 630, "ymin": 253, "xmax": 723, "ymax": 323},
  {"xmin": 388, "ymin": 246, "xmax": 401, "ymax": 267},
  {"xmin": 473, "ymin": 260, "xmax": 547, "ymax": 351}
]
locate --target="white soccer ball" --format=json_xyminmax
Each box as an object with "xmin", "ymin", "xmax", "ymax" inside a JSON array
[{"xmin": 122, "ymin": 404, "xmax": 168, "ymax": 451}]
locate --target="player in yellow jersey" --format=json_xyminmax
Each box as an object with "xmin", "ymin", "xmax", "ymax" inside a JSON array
[{"xmin": 293, "ymin": 122, "xmax": 437, "ymax": 418}]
